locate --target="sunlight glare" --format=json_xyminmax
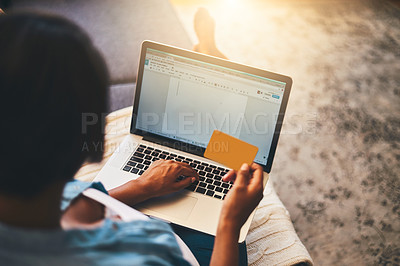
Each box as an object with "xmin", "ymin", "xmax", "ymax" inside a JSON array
[{"xmin": 223, "ymin": 0, "xmax": 242, "ymax": 8}]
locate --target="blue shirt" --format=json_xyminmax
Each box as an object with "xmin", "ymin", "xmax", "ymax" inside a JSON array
[{"xmin": 0, "ymin": 180, "xmax": 190, "ymax": 266}]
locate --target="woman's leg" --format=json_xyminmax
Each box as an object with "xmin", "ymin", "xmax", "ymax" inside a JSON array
[
  {"xmin": 172, "ymin": 223, "xmax": 248, "ymax": 266},
  {"xmin": 193, "ymin": 8, "xmax": 227, "ymax": 59}
]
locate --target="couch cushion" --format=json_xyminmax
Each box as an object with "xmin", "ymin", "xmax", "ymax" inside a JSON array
[
  {"xmin": 11, "ymin": 0, "xmax": 193, "ymax": 84},
  {"xmin": 109, "ymin": 83, "xmax": 135, "ymax": 113}
]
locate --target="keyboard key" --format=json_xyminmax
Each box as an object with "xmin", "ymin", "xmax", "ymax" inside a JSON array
[
  {"xmin": 139, "ymin": 144, "xmax": 146, "ymax": 149},
  {"xmin": 144, "ymin": 150, "xmax": 151, "ymax": 154},
  {"xmin": 215, "ymin": 187, "xmax": 223, "ymax": 193},
  {"xmin": 137, "ymin": 147, "xmax": 144, "ymax": 152},
  {"xmin": 175, "ymin": 158, "xmax": 182, "ymax": 162},
  {"xmin": 223, "ymin": 195, "xmax": 226, "ymax": 200},
  {"xmin": 223, "ymin": 189, "xmax": 229, "ymax": 194},
  {"xmin": 139, "ymin": 170, "xmax": 145, "ymax": 175},
  {"xmin": 151, "ymin": 152, "xmax": 159, "ymax": 157},
  {"xmin": 144, "ymin": 166, "xmax": 149, "ymax": 170},
  {"xmin": 222, "ymin": 183, "xmax": 229, "ymax": 188},
  {"xmin": 206, "ymin": 190, "xmax": 214, "ymax": 196},
  {"xmin": 199, "ymin": 176, "xmax": 205, "ymax": 181},
  {"xmin": 199, "ymin": 171, "xmax": 206, "ymax": 176},
  {"xmin": 131, "ymin": 157, "xmax": 144, "ymax": 163},
  {"xmin": 155, "ymin": 149, "xmax": 162, "ymax": 153},
  {"xmin": 196, "ymin": 187, "xmax": 206, "ymax": 194},
  {"xmin": 137, "ymin": 164, "xmax": 144, "ymax": 169},
  {"xmin": 159, "ymin": 154, "xmax": 166, "ymax": 159},
  {"xmin": 197, "ymin": 165, "xmax": 205, "ymax": 170},
  {"xmin": 143, "ymin": 160, "xmax": 151, "ymax": 165},
  {"xmin": 205, "ymin": 167, "xmax": 212, "ymax": 172},
  {"xmin": 131, "ymin": 168, "xmax": 139, "ymax": 174},
  {"xmin": 209, "ymin": 165, "xmax": 217, "ymax": 169},
  {"xmin": 190, "ymin": 163, "xmax": 197, "ymax": 168},
  {"xmin": 127, "ymin": 161, "xmax": 136, "ymax": 167},
  {"xmin": 201, "ymin": 162, "xmax": 209, "ymax": 166},
  {"xmin": 147, "ymin": 147, "xmax": 154, "ymax": 150},
  {"xmin": 145, "ymin": 155, "xmax": 152, "ymax": 160},
  {"xmin": 186, "ymin": 158, "xmax": 193, "ymax": 162},
  {"xmin": 207, "ymin": 184, "xmax": 215, "ymax": 190},
  {"xmin": 206, "ymin": 173, "xmax": 214, "ymax": 178},
  {"xmin": 123, "ymin": 166, "xmax": 132, "ymax": 172},
  {"xmin": 212, "ymin": 169, "xmax": 220, "ymax": 175},
  {"xmin": 214, "ymin": 194, "xmax": 222, "ymax": 199},
  {"xmin": 152, "ymin": 157, "xmax": 159, "ymax": 161},
  {"xmin": 214, "ymin": 175, "xmax": 222, "ymax": 181},
  {"xmin": 178, "ymin": 156, "xmax": 185, "ymax": 159},
  {"xmin": 166, "ymin": 156, "xmax": 173, "ymax": 160},
  {"xmin": 206, "ymin": 178, "xmax": 213, "ymax": 184},
  {"xmin": 198, "ymin": 182, "xmax": 207, "ymax": 188},
  {"xmin": 194, "ymin": 160, "xmax": 201, "ymax": 164},
  {"xmin": 183, "ymin": 160, "xmax": 190, "ymax": 164},
  {"xmin": 214, "ymin": 180, "xmax": 221, "ymax": 186},
  {"xmin": 162, "ymin": 151, "xmax": 170, "ymax": 155},
  {"xmin": 134, "ymin": 152, "xmax": 144, "ymax": 158},
  {"xmin": 170, "ymin": 153, "xmax": 177, "ymax": 157},
  {"xmin": 217, "ymin": 167, "xmax": 225, "ymax": 171}
]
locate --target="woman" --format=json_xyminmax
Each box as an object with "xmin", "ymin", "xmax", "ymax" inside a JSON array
[{"xmin": 0, "ymin": 11, "xmax": 264, "ymax": 265}]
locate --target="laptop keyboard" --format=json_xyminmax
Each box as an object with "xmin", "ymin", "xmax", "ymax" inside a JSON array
[{"xmin": 122, "ymin": 144, "xmax": 232, "ymax": 200}]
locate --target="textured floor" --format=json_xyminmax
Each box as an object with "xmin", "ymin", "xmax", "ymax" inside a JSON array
[{"xmin": 171, "ymin": 0, "xmax": 400, "ymax": 265}]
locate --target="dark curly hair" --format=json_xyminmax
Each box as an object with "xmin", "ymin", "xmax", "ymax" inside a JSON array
[{"xmin": 0, "ymin": 11, "xmax": 109, "ymax": 197}]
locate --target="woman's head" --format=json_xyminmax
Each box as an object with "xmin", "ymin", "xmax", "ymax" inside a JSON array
[{"xmin": 0, "ymin": 11, "xmax": 109, "ymax": 197}]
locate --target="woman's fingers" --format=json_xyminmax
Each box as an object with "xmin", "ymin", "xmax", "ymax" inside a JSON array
[
  {"xmin": 165, "ymin": 161, "xmax": 198, "ymax": 190},
  {"xmin": 249, "ymin": 163, "xmax": 263, "ymax": 184},
  {"xmin": 248, "ymin": 163, "xmax": 264, "ymax": 195},
  {"xmin": 173, "ymin": 176, "xmax": 196, "ymax": 190},
  {"xmin": 176, "ymin": 162, "xmax": 199, "ymax": 179},
  {"xmin": 233, "ymin": 163, "xmax": 251, "ymax": 187},
  {"xmin": 222, "ymin": 169, "xmax": 236, "ymax": 182},
  {"xmin": 152, "ymin": 160, "xmax": 198, "ymax": 179}
]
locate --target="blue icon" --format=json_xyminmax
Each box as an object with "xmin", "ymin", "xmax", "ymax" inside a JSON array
[
  {"xmin": 145, "ymin": 59, "xmax": 149, "ymax": 65},
  {"xmin": 272, "ymin": 95, "xmax": 280, "ymax": 99}
]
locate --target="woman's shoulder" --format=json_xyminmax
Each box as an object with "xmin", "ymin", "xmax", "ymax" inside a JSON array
[{"xmin": 0, "ymin": 218, "xmax": 189, "ymax": 265}]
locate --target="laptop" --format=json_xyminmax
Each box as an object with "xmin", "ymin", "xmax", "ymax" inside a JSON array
[{"xmin": 94, "ymin": 41, "xmax": 292, "ymax": 242}]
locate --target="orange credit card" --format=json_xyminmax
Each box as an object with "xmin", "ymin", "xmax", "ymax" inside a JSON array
[{"xmin": 204, "ymin": 130, "xmax": 259, "ymax": 171}]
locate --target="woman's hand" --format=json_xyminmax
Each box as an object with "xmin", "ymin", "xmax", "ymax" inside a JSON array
[
  {"xmin": 219, "ymin": 163, "xmax": 264, "ymax": 231},
  {"xmin": 210, "ymin": 163, "xmax": 264, "ymax": 266},
  {"xmin": 109, "ymin": 160, "xmax": 199, "ymax": 206},
  {"xmin": 137, "ymin": 159, "xmax": 199, "ymax": 198}
]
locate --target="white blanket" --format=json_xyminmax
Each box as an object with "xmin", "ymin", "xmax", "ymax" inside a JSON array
[{"xmin": 247, "ymin": 176, "xmax": 313, "ymax": 266}]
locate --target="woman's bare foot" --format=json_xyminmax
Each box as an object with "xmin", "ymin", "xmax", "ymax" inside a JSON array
[{"xmin": 193, "ymin": 8, "xmax": 227, "ymax": 59}]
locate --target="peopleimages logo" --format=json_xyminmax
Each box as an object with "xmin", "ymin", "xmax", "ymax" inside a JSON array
[
  {"xmin": 138, "ymin": 112, "xmax": 276, "ymax": 136},
  {"xmin": 80, "ymin": 111, "xmax": 318, "ymax": 137},
  {"xmin": 80, "ymin": 111, "xmax": 318, "ymax": 153}
]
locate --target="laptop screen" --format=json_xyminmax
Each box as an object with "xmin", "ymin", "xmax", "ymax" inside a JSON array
[{"xmin": 133, "ymin": 42, "xmax": 291, "ymax": 170}]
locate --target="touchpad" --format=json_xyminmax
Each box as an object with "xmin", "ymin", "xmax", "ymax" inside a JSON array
[{"xmin": 135, "ymin": 192, "xmax": 197, "ymax": 221}]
